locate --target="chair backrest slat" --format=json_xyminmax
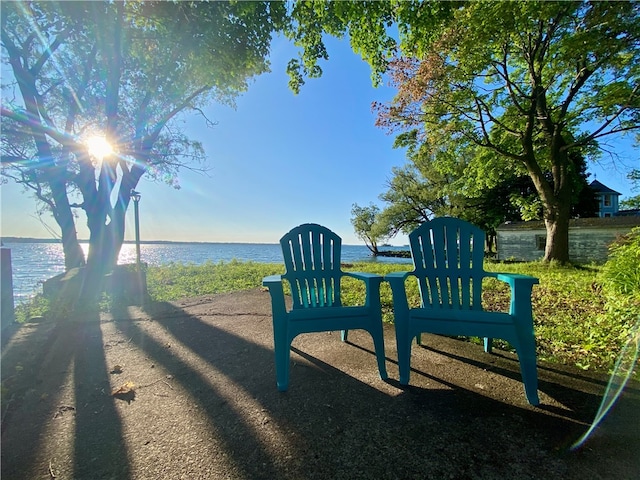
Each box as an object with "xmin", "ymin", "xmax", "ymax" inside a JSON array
[
  {"xmin": 410, "ymin": 217, "xmax": 485, "ymax": 311},
  {"xmin": 280, "ymin": 224, "xmax": 342, "ymax": 309}
]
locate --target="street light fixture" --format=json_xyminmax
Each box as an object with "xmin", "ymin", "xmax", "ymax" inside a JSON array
[{"xmin": 130, "ymin": 190, "xmax": 142, "ymax": 268}]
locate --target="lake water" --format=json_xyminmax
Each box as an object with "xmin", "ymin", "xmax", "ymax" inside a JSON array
[{"xmin": 2, "ymin": 242, "xmax": 411, "ymax": 303}]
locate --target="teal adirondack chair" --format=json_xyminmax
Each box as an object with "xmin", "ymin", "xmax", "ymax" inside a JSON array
[
  {"xmin": 263, "ymin": 223, "xmax": 388, "ymax": 391},
  {"xmin": 386, "ymin": 217, "xmax": 540, "ymax": 405}
]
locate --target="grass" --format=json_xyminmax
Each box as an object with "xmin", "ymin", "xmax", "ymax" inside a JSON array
[
  {"xmin": 146, "ymin": 259, "xmax": 284, "ymax": 300},
  {"xmin": 15, "ymin": 258, "xmax": 639, "ymax": 376},
  {"xmin": 144, "ymin": 258, "xmax": 639, "ymax": 374}
]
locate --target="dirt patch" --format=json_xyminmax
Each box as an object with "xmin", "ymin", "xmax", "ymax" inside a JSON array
[{"xmin": 2, "ymin": 288, "xmax": 639, "ymax": 479}]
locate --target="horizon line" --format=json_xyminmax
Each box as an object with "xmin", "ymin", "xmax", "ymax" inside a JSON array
[{"xmin": 1, "ymin": 236, "xmax": 408, "ymax": 247}]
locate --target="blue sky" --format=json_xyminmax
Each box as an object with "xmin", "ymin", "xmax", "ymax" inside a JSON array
[{"xmin": 1, "ymin": 36, "xmax": 638, "ymax": 245}]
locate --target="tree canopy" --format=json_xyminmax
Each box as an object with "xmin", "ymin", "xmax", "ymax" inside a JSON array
[
  {"xmin": 3, "ymin": 0, "xmax": 638, "ymax": 280},
  {"xmin": 621, "ymin": 169, "xmax": 640, "ymax": 210},
  {"xmin": 378, "ymin": 1, "xmax": 639, "ymax": 262},
  {"xmin": 1, "ymin": 1, "xmax": 285, "ymax": 289},
  {"xmin": 350, "ymin": 203, "xmax": 388, "ymax": 255},
  {"xmin": 289, "ymin": 0, "xmax": 640, "ymax": 263},
  {"xmin": 374, "ymin": 145, "xmax": 597, "ymax": 253}
]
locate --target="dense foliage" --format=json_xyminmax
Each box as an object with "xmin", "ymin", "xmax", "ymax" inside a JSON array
[
  {"xmin": 363, "ymin": 149, "xmax": 598, "ymax": 253},
  {"xmin": 288, "ymin": 1, "xmax": 640, "ymax": 263},
  {"xmin": 4, "ymin": 1, "xmax": 637, "ymax": 292},
  {"xmin": 1, "ymin": 1, "xmax": 286, "ymax": 293},
  {"xmin": 600, "ymin": 227, "xmax": 640, "ymax": 296},
  {"xmin": 350, "ymin": 203, "xmax": 388, "ymax": 255},
  {"xmin": 376, "ymin": 2, "xmax": 639, "ymax": 263}
]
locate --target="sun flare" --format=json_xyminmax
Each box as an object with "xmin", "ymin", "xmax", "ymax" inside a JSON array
[{"xmin": 86, "ymin": 135, "xmax": 113, "ymax": 160}]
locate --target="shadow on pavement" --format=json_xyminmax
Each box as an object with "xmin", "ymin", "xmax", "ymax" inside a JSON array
[
  {"xmin": 2, "ymin": 288, "xmax": 639, "ymax": 479},
  {"xmin": 1, "ymin": 309, "xmax": 132, "ymax": 479}
]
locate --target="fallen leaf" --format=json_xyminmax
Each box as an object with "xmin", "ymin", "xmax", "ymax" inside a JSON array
[{"xmin": 112, "ymin": 381, "xmax": 136, "ymax": 396}]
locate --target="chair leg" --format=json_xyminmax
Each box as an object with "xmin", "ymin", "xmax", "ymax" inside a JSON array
[
  {"xmin": 519, "ymin": 357, "xmax": 540, "ymax": 406},
  {"xmin": 273, "ymin": 323, "xmax": 291, "ymax": 391},
  {"xmin": 398, "ymin": 337, "xmax": 413, "ymax": 385},
  {"xmin": 515, "ymin": 330, "xmax": 539, "ymax": 406},
  {"xmin": 341, "ymin": 329, "xmax": 348, "ymax": 342},
  {"xmin": 483, "ymin": 337, "xmax": 493, "ymax": 353},
  {"xmin": 396, "ymin": 322, "xmax": 413, "ymax": 385},
  {"xmin": 370, "ymin": 325, "xmax": 388, "ymax": 380}
]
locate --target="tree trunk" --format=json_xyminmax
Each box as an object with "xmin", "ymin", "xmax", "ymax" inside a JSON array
[
  {"xmin": 543, "ymin": 209, "xmax": 571, "ymax": 263},
  {"xmin": 46, "ymin": 168, "xmax": 86, "ymax": 270},
  {"xmin": 522, "ymin": 131, "xmax": 575, "ymax": 264},
  {"xmin": 105, "ymin": 191, "xmax": 128, "ymax": 267},
  {"xmin": 8, "ymin": 50, "xmax": 85, "ymax": 271},
  {"xmin": 366, "ymin": 240, "xmax": 380, "ymax": 256},
  {"xmin": 541, "ymin": 158, "xmax": 573, "ymax": 264},
  {"xmin": 485, "ymin": 232, "xmax": 496, "ymax": 254}
]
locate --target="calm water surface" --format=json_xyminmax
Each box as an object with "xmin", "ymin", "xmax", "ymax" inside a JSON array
[{"xmin": 4, "ymin": 242, "xmax": 410, "ymax": 303}]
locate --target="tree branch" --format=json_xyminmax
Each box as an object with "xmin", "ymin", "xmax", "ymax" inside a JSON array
[
  {"xmin": 30, "ymin": 26, "xmax": 73, "ymax": 77},
  {"xmin": 1, "ymin": 106, "xmax": 78, "ymax": 148}
]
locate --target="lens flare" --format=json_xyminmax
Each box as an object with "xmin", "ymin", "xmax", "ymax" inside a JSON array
[
  {"xmin": 86, "ymin": 135, "xmax": 113, "ymax": 160},
  {"xmin": 571, "ymin": 316, "xmax": 640, "ymax": 450}
]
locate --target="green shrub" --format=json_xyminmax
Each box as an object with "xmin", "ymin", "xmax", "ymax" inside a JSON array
[
  {"xmin": 14, "ymin": 295, "xmax": 51, "ymax": 323},
  {"xmin": 600, "ymin": 227, "xmax": 640, "ymax": 296}
]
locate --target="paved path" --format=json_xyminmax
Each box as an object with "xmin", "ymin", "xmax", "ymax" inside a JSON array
[{"xmin": 2, "ymin": 288, "xmax": 639, "ymax": 479}]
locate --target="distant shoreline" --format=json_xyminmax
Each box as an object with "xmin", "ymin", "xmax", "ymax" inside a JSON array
[
  {"xmin": 0, "ymin": 237, "xmax": 278, "ymax": 246},
  {"xmin": 1, "ymin": 237, "xmax": 408, "ymax": 248}
]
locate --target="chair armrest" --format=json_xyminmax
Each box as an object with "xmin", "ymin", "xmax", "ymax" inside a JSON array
[
  {"xmin": 493, "ymin": 273, "xmax": 539, "ymax": 288},
  {"xmin": 343, "ymin": 271, "xmax": 383, "ymax": 308},
  {"xmin": 344, "ymin": 271, "xmax": 383, "ymax": 284},
  {"xmin": 262, "ymin": 274, "xmax": 284, "ymax": 287},
  {"xmin": 384, "ymin": 271, "xmax": 413, "ymax": 315},
  {"xmin": 262, "ymin": 275, "xmax": 287, "ymax": 316},
  {"xmin": 488, "ymin": 272, "xmax": 538, "ymax": 318},
  {"xmin": 385, "ymin": 271, "xmax": 412, "ymax": 283}
]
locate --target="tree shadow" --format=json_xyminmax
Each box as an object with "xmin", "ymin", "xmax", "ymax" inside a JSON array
[
  {"xmin": 1, "ymin": 309, "xmax": 131, "ymax": 479},
  {"xmin": 3, "ymin": 289, "xmax": 639, "ymax": 479},
  {"xmin": 113, "ymin": 291, "xmax": 639, "ymax": 479},
  {"xmin": 348, "ymin": 334, "xmax": 631, "ymax": 423},
  {"xmin": 110, "ymin": 302, "xmax": 286, "ymax": 479},
  {"xmin": 416, "ymin": 340, "xmax": 640, "ymax": 415},
  {"xmin": 114, "ymin": 298, "xmax": 575, "ymax": 478},
  {"xmin": 1, "ymin": 320, "xmax": 69, "ymax": 478},
  {"xmin": 70, "ymin": 309, "xmax": 132, "ymax": 479}
]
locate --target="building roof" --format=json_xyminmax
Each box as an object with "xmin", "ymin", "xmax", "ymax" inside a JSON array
[{"xmin": 589, "ymin": 179, "xmax": 622, "ymax": 195}]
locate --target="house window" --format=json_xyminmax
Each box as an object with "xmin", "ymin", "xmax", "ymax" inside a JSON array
[
  {"xmin": 535, "ymin": 235, "xmax": 546, "ymax": 251},
  {"xmin": 604, "ymin": 195, "xmax": 612, "ymax": 207}
]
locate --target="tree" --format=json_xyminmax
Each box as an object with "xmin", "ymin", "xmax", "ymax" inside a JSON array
[
  {"xmin": 377, "ymin": 151, "xmax": 531, "ymax": 253},
  {"xmin": 2, "ymin": 1, "xmax": 285, "ymax": 297},
  {"xmin": 285, "ymin": 1, "xmax": 399, "ymax": 94},
  {"xmin": 350, "ymin": 203, "xmax": 388, "ymax": 255},
  {"xmin": 288, "ymin": 1, "xmax": 639, "ymax": 263},
  {"xmin": 375, "ymin": 136, "xmax": 598, "ymax": 254},
  {"xmin": 620, "ymin": 169, "xmax": 640, "ymax": 210},
  {"xmin": 375, "ymin": 143, "xmax": 465, "ymax": 234},
  {"xmin": 375, "ymin": 1, "xmax": 640, "ymax": 263}
]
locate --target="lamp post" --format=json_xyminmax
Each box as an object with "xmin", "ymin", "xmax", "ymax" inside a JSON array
[{"xmin": 130, "ymin": 190, "xmax": 141, "ymax": 269}]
